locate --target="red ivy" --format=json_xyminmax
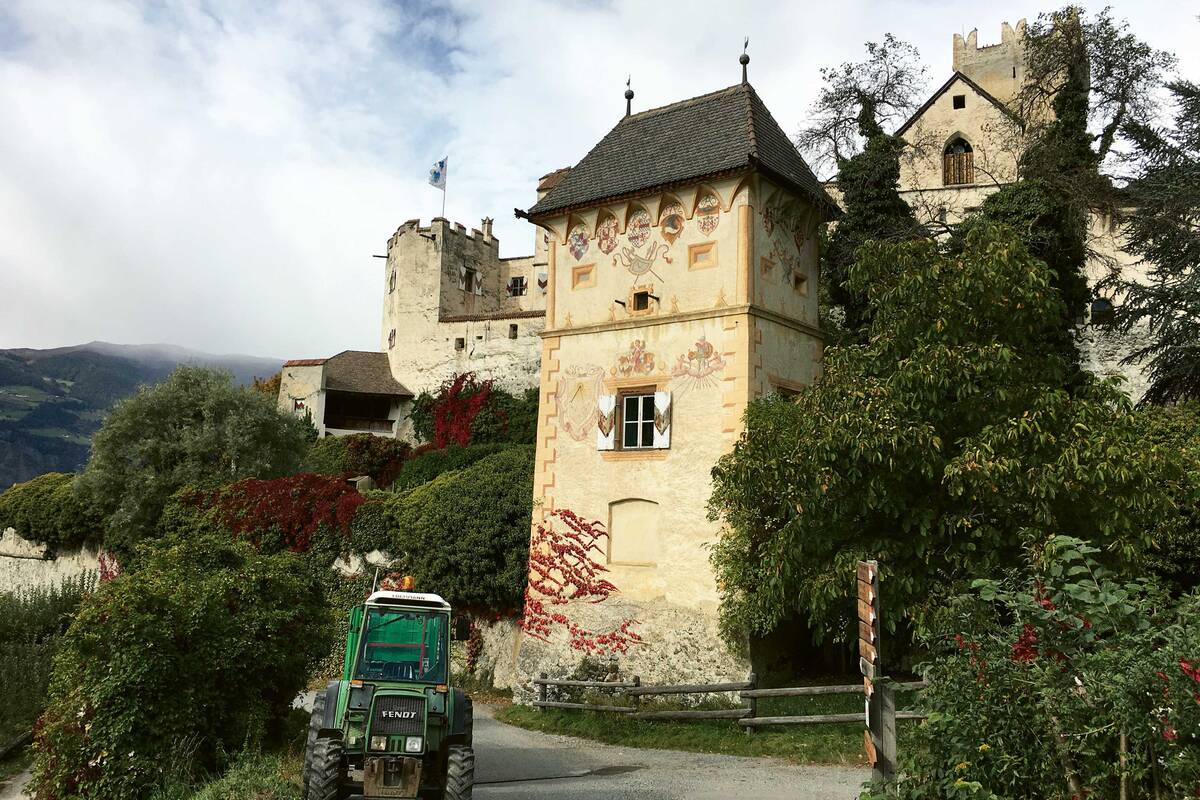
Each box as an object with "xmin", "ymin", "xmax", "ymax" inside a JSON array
[
  {"xmin": 189, "ymin": 472, "xmax": 365, "ymax": 553},
  {"xmin": 519, "ymin": 509, "xmax": 642, "ymax": 656},
  {"xmin": 98, "ymin": 551, "xmax": 121, "ymax": 583},
  {"xmin": 432, "ymin": 373, "xmax": 500, "ymax": 448},
  {"xmin": 1011, "ymin": 624, "xmax": 1039, "ymax": 663}
]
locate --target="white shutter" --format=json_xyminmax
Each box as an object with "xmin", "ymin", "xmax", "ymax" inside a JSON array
[
  {"xmin": 653, "ymin": 391, "xmax": 672, "ymax": 449},
  {"xmin": 474, "ymin": 272, "xmax": 484, "ymax": 296},
  {"xmin": 537, "ymin": 272, "xmax": 548, "ymax": 294},
  {"xmin": 596, "ymin": 394, "xmax": 616, "ymax": 450},
  {"xmin": 458, "ymin": 265, "xmax": 467, "ymax": 290}
]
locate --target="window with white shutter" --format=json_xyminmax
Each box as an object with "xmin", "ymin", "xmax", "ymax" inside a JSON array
[
  {"xmin": 652, "ymin": 391, "xmax": 671, "ymax": 449},
  {"xmin": 596, "ymin": 395, "xmax": 616, "ymax": 450}
]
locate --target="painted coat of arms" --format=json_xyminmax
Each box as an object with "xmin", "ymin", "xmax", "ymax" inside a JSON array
[
  {"xmin": 558, "ymin": 365, "xmax": 606, "ymax": 442},
  {"xmin": 627, "ymin": 209, "xmax": 651, "ymax": 248},
  {"xmin": 568, "ymin": 224, "xmax": 589, "ymax": 260},
  {"xmin": 696, "ymin": 193, "xmax": 720, "ymax": 235},
  {"xmin": 659, "ymin": 202, "xmax": 685, "ymax": 245},
  {"xmin": 671, "ymin": 336, "xmax": 727, "ymax": 391},
  {"xmin": 597, "ymin": 215, "xmax": 619, "ymax": 255}
]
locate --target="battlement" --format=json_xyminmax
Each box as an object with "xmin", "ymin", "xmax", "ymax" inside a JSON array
[
  {"xmin": 952, "ymin": 19, "xmax": 1027, "ymax": 106},
  {"xmin": 388, "ymin": 216, "xmax": 499, "ymax": 251}
]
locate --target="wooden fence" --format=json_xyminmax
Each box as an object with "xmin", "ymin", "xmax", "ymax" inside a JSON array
[{"xmin": 532, "ymin": 672, "xmax": 925, "ymax": 731}]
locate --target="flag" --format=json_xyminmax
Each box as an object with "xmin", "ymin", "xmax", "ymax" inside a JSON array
[{"xmin": 428, "ymin": 157, "xmax": 448, "ymax": 189}]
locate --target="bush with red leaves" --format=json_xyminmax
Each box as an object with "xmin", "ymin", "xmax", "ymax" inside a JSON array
[{"xmin": 179, "ymin": 472, "xmax": 364, "ymax": 556}]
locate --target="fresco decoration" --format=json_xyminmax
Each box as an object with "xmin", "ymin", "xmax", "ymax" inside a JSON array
[
  {"xmin": 696, "ymin": 192, "xmax": 720, "ymax": 235},
  {"xmin": 596, "ymin": 403, "xmax": 615, "ymax": 439},
  {"xmin": 617, "ymin": 240, "xmax": 669, "ymax": 283},
  {"xmin": 568, "ymin": 223, "xmax": 590, "ymax": 261},
  {"xmin": 627, "ymin": 208, "xmax": 652, "ymax": 248},
  {"xmin": 659, "ymin": 202, "xmax": 686, "ymax": 245},
  {"xmin": 761, "ymin": 198, "xmax": 812, "ymax": 286},
  {"xmin": 760, "ymin": 256, "xmax": 776, "ymax": 276},
  {"xmin": 597, "ymin": 215, "xmax": 619, "ymax": 255},
  {"xmin": 671, "ymin": 336, "xmax": 727, "ymax": 392},
  {"xmin": 615, "ymin": 339, "xmax": 656, "ymax": 377},
  {"xmin": 558, "ymin": 365, "xmax": 606, "ymax": 442}
]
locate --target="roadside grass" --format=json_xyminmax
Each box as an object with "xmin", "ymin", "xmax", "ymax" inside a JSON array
[
  {"xmin": 151, "ymin": 752, "xmax": 303, "ymax": 800},
  {"xmin": 495, "ymin": 687, "xmax": 923, "ymax": 765}
]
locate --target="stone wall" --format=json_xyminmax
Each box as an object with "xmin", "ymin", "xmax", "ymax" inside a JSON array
[
  {"xmin": 952, "ymin": 20, "xmax": 1027, "ymax": 106},
  {"xmin": 0, "ymin": 527, "xmax": 99, "ymax": 592}
]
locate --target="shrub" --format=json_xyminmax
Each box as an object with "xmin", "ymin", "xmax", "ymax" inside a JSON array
[
  {"xmin": 169, "ymin": 473, "xmax": 364, "ymax": 560},
  {"xmin": 303, "ymin": 434, "xmax": 411, "ymax": 489},
  {"xmin": 390, "ymin": 443, "xmax": 513, "ymax": 493},
  {"xmin": 30, "ymin": 533, "xmax": 332, "ymax": 800},
  {"xmin": 383, "ymin": 446, "xmax": 534, "ymax": 615},
  {"xmin": 0, "ymin": 473, "xmax": 102, "ymax": 550},
  {"xmin": 866, "ymin": 537, "xmax": 1200, "ymax": 799},
  {"xmin": 409, "ymin": 374, "xmax": 538, "ymax": 447},
  {"xmin": 76, "ymin": 366, "xmax": 312, "ymax": 555},
  {"xmin": 315, "ymin": 572, "xmax": 374, "ymax": 682},
  {"xmin": 0, "ymin": 576, "xmax": 95, "ymax": 742},
  {"xmin": 1135, "ymin": 401, "xmax": 1200, "ymax": 595}
]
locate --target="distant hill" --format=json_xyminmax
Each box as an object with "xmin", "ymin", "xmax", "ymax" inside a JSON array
[{"xmin": 0, "ymin": 341, "xmax": 283, "ymax": 490}]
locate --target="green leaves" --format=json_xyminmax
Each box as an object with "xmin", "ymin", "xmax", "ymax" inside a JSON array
[{"xmin": 709, "ymin": 225, "xmax": 1174, "ymax": 652}]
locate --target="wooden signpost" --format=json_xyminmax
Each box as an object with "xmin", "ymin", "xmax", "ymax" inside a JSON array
[{"xmin": 858, "ymin": 560, "xmax": 896, "ymax": 780}]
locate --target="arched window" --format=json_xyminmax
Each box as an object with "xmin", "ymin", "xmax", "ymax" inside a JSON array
[
  {"xmin": 1091, "ymin": 298, "xmax": 1115, "ymax": 325},
  {"xmin": 943, "ymin": 138, "xmax": 974, "ymax": 186}
]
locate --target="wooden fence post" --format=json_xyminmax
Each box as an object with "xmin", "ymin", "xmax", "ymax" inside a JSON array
[
  {"xmin": 631, "ymin": 675, "xmax": 641, "ymax": 714},
  {"xmin": 537, "ymin": 672, "xmax": 547, "ymax": 712},
  {"xmin": 745, "ymin": 672, "xmax": 757, "ymax": 735},
  {"xmin": 876, "ymin": 681, "xmax": 897, "ymax": 780}
]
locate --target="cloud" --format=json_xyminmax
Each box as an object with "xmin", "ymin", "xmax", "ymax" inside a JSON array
[{"xmin": 0, "ymin": 0, "xmax": 1195, "ymax": 357}]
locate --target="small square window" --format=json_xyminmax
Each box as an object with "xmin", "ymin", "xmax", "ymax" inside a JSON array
[
  {"xmin": 633, "ymin": 291, "xmax": 650, "ymax": 311},
  {"xmin": 620, "ymin": 393, "xmax": 656, "ymax": 449},
  {"xmin": 952, "ymin": 94, "xmax": 966, "ymax": 109},
  {"xmin": 507, "ymin": 276, "xmax": 527, "ymax": 296},
  {"xmin": 475, "ymin": 335, "xmax": 483, "ymax": 341},
  {"xmin": 454, "ymin": 337, "xmax": 465, "ymax": 351},
  {"xmin": 793, "ymin": 272, "xmax": 808, "ymax": 296},
  {"xmin": 293, "ymin": 398, "xmax": 306, "ymax": 412},
  {"xmin": 688, "ymin": 241, "xmax": 717, "ymax": 270},
  {"xmin": 508, "ymin": 324, "xmax": 518, "ymax": 339},
  {"xmin": 572, "ymin": 264, "xmax": 595, "ymax": 289}
]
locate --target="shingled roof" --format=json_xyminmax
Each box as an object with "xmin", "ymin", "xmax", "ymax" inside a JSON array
[
  {"xmin": 323, "ymin": 350, "xmax": 412, "ymax": 397},
  {"xmin": 527, "ymin": 83, "xmax": 838, "ymax": 219}
]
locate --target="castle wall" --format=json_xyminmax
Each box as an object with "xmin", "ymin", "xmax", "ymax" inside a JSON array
[
  {"xmin": 277, "ymin": 363, "xmax": 326, "ymax": 433},
  {"xmin": 381, "ymin": 219, "xmax": 545, "ymax": 398},
  {"xmin": 0, "ymin": 527, "xmax": 99, "ymax": 592}
]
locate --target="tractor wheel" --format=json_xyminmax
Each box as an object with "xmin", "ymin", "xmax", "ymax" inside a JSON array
[
  {"xmin": 306, "ymin": 736, "xmax": 345, "ymax": 800},
  {"xmin": 302, "ymin": 693, "xmax": 326, "ymax": 797},
  {"xmin": 443, "ymin": 744, "xmax": 475, "ymax": 800}
]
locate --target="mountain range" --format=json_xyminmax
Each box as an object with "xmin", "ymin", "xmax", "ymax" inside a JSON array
[{"xmin": 0, "ymin": 341, "xmax": 283, "ymax": 490}]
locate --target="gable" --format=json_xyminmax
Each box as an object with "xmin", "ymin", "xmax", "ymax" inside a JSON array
[{"xmin": 895, "ymin": 72, "xmax": 1020, "ymax": 139}]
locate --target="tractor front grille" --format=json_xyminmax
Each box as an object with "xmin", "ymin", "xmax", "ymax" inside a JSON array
[{"xmin": 371, "ymin": 695, "xmax": 425, "ymax": 737}]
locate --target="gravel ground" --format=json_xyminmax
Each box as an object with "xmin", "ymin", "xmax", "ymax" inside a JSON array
[{"xmin": 473, "ymin": 703, "xmax": 869, "ymax": 800}]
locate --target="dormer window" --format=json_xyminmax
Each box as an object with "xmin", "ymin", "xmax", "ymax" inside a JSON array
[{"xmin": 943, "ymin": 138, "xmax": 974, "ymax": 186}]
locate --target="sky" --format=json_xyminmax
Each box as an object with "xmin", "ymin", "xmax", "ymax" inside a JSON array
[{"xmin": 1, "ymin": 1, "xmax": 1196, "ymax": 360}]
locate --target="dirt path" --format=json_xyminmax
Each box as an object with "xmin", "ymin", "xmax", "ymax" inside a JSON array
[{"xmin": 0, "ymin": 768, "xmax": 29, "ymax": 800}]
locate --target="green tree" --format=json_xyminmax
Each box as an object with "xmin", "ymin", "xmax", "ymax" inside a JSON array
[
  {"xmin": 708, "ymin": 226, "xmax": 1170, "ymax": 651},
  {"xmin": 76, "ymin": 366, "xmax": 310, "ymax": 555},
  {"xmin": 30, "ymin": 532, "xmax": 331, "ymax": 800},
  {"xmin": 0, "ymin": 472, "xmax": 102, "ymax": 550},
  {"xmin": 1106, "ymin": 81, "xmax": 1200, "ymax": 403},
  {"xmin": 797, "ymin": 35, "xmax": 927, "ymax": 332}
]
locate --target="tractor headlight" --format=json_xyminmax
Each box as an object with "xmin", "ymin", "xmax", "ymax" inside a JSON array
[
  {"xmin": 370, "ymin": 735, "xmax": 388, "ymax": 752},
  {"xmin": 404, "ymin": 736, "xmax": 423, "ymax": 754}
]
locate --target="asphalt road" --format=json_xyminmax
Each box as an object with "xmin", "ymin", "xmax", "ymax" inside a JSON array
[{"xmin": 473, "ymin": 703, "xmax": 868, "ymax": 800}]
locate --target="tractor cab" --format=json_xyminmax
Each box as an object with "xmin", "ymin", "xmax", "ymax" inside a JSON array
[{"xmin": 304, "ymin": 587, "xmax": 474, "ymax": 800}]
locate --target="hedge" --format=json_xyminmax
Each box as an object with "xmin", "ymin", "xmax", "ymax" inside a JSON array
[
  {"xmin": 0, "ymin": 472, "xmax": 102, "ymax": 550},
  {"xmin": 390, "ymin": 443, "xmax": 513, "ymax": 493},
  {"xmin": 303, "ymin": 434, "xmax": 411, "ymax": 489},
  {"xmin": 383, "ymin": 446, "xmax": 534, "ymax": 614},
  {"xmin": 30, "ymin": 532, "xmax": 331, "ymax": 800}
]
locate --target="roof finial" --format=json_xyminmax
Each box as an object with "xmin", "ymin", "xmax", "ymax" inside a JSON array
[
  {"xmin": 740, "ymin": 37, "xmax": 750, "ymax": 84},
  {"xmin": 624, "ymin": 75, "xmax": 634, "ymax": 117}
]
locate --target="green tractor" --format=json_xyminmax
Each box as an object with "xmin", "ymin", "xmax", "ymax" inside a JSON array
[{"xmin": 304, "ymin": 587, "xmax": 474, "ymax": 799}]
